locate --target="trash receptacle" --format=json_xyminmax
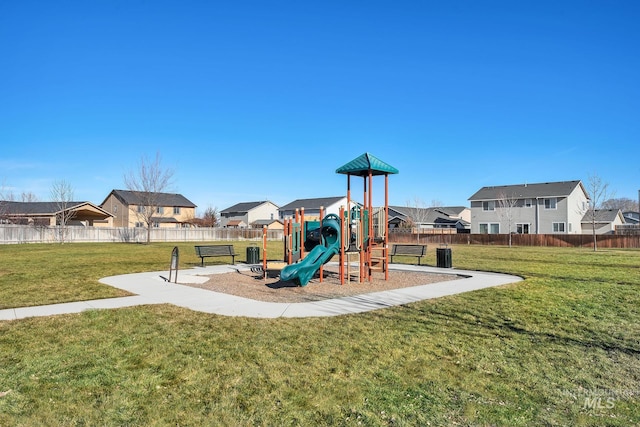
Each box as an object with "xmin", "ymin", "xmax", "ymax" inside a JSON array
[
  {"xmin": 246, "ymin": 246, "xmax": 260, "ymax": 264},
  {"xmin": 436, "ymin": 246, "xmax": 452, "ymax": 268}
]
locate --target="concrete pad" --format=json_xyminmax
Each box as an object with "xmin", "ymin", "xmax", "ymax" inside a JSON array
[{"xmin": 1, "ymin": 265, "xmax": 523, "ymax": 321}]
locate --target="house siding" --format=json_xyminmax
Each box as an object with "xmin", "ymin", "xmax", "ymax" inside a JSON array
[
  {"xmin": 221, "ymin": 201, "xmax": 279, "ymax": 228},
  {"xmin": 98, "ymin": 192, "xmax": 196, "ymax": 228},
  {"xmin": 470, "ymin": 183, "xmax": 589, "ymax": 234},
  {"xmin": 97, "ymin": 194, "xmax": 130, "ymax": 228},
  {"xmin": 279, "ymin": 197, "xmax": 348, "ymax": 220},
  {"xmin": 248, "ymin": 202, "xmax": 279, "ymax": 225}
]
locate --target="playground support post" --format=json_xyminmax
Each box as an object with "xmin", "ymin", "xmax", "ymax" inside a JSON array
[
  {"xmin": 299, "ymin": 207, "xmax": 305, "ymax": 260},
  {"xmin": 262, "ymin": 225, "xmax": 267, "ymax": 280},
  {"xmin": 368, "ymin": 170, "xmax": 374, "ymax": 281},
  {"xmin": 339, "ymin": 205, "xmax": 345, "ymax": 285},
  {"xmin": 384, "ymin": 174, "xmax": 389, "ymax": 280},
  {"xmin": 318, "ymin": 206, "xmax": 324, "ymax": 282}
]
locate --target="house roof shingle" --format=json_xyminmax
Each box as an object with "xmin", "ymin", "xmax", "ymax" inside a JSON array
[
  {"xmin": 0, "ymin": 201, "xmax": 113, "ymax": 221},
  {"xmin": 1, "ymin": 201, "xmax": 80, "ymax": 215},
  {"xmin": 220, "ymin": 201, "xmax": 273, "ymax": 214},
  {"xmin": 279, "ymin": 196, "xmax": 345, "ymax": 211},
  {"xmin": 1, "ymin": 201, "xmax": 109, "ymax": 215},
  {"xmin": 582, "ymin": 209, "xmax": 623, "ymax": 224},
  {"xmin": 468, "ymin": 180, "xmax": 587, "ymax": 201},
  {"xmin": 106, "ymin": 190, "xmax": 196, "ymax": 208},
  {"xmin": 388, "ymin": 206, "xmax": 469, "ymax": 225}
]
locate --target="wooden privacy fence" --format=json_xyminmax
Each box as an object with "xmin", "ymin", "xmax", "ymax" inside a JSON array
[
  {"xmin": 2, "ymin": 225, "xmax": 640, "ymax": 248},
  {"xmin": 388, "ymin": 231, "xmax": 640, "ymax": 248}
]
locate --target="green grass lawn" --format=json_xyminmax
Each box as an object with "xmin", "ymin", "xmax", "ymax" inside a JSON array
[{"xmin": 0, "ymin": 243, "xmax": 639, "ymax": 426}]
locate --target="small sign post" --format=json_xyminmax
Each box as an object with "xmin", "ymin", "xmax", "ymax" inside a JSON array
[{"xmin": 168, "ymin": 246, "xmax": 179, "ymax": 283}]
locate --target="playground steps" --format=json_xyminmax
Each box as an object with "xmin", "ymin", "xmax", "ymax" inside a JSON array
[{"xmin": 369, "ymin": 245, "xmax": 386, "ymax": 273}]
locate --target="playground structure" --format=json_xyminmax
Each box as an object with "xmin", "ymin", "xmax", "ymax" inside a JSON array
[{"xmin": 261, "ymin": 153, "xmax": 399, "ymax": 286}]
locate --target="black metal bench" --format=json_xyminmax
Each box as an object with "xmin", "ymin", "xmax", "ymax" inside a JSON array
[
  {"xmin": 389, "ymin": 244, "xmax": 427, "ymax": 265},
  {"xmin": 194, "ymin": 245, "xmax": 236, "ymax": 266}
]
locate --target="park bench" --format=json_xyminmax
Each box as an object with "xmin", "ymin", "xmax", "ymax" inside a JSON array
[
  {"xmin": 389, "ymin": 244, "xmax": 427, "ymax": 265},
  {"xmin": 194, "ymin": 244, "xmax": 236, "ymax": 266}
]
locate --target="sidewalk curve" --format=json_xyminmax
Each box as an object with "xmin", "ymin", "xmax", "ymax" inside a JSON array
[{"xmin": 0, "ymin": 264, "xmax": 522, "ymax": 321}]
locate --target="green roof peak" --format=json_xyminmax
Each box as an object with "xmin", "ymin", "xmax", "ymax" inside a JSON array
[{"xmin": 335, "ymin": 153, "xmax": 399, "ymax": 176}]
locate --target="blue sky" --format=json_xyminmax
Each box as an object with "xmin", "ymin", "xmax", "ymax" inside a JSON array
[{"xmin": 2, "ymin": 1, "xmax": 639, "ymax": 213}]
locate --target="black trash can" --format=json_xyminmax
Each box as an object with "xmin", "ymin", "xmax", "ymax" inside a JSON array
[
  {"xmin": 246, "ymin": 246, "xmax": 260, "ymax": 264},
  {"xmin": 436, "ymin": 246, "xmax": 452, "ymax": 268}
]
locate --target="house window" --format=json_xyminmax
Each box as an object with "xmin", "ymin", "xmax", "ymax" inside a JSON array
[
  {"xmin": 544, "ymin": 198, "xmax": 557, "ymax": 209},
  {"xmin": 173, "ymin": 207, "xmax": 180, "ymax": 215},
  {"xmin": 482, "ymin": 201, "xmax": 495, "ymax": 211},
  {"xmin": 524, "ymin": 199, "xmax": 533, "ymax": 208},
  {"xmin": 516, "ymin": 223, "xmax": 530, "ymax": 234},
  {"xmin": 479, "ymin": 223, "xmax": 500, "ymax": 234},
  {"xmin": 135, "ymin": 222, "xmax": 144, "ymax": 228},
  {"xmin": 552, "ymin": 222, "xmax": 566, "ymax": 233},
  {"xmin": 153, "ymin": 221, "xmax": 160, "ymax": 228},
  {"xmin": 113, "ymin": 205, "xmax": 118, "ymax": 214},
  {"xmin": 156, "ymin": 207, "xmax": 164, "ymax": 214},
  {"xmin": 137, "ymin": 206, "xmax": 143, "ymax": 213}
]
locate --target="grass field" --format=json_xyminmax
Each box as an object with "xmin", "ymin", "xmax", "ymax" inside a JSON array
[{"xmin": 0, "ymin": 242, "xmax": 639, "ymax": 426}]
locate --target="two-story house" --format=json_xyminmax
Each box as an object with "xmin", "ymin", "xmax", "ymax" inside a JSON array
[
  {"xmin": 278, "ymin": 196, "xmax": 349, "ymax": 221},
  {"xmin": 98, "ymin": 189, "xmax": 197, "ymax": 228},
  {"xmin": 220, "ymin": 201, "xmax": 279, "ymax": 228},
  {"xmin": 468, "ymin": 180, "xmax": 589, "ymax": 234}
]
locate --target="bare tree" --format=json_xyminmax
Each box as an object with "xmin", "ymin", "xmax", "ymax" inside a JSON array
[
  {"xmin": 585, "ymin": 173, "xmax": 612, "ymax": 252},
  {"xmin": 602, "ymin": 197, "xmax": 638, "ymax": 212},
  {"xmin": 201, "ymin": 206, "xmax": 219, "ymax": 227},
  {"xmin": 124, "ymin": 153, "xmax": 174, "ymax": 243},
  {"xmin": 21, "ymin": 191, "xmax": 39, "ymax": 202},
  {"xmin": 50, "ymin": 179, "xmax": 76, "ymax": 244},
  {"xmin": 404, "ymin": 197, "xmax": 430, "ymax": 243},
  {"xmin": 0, "ymin": 181, "xmax": 11, "ymax": 222},
  {"xmin": 496, "ymin": 192, "xmax": 519, "ymax": 247}
]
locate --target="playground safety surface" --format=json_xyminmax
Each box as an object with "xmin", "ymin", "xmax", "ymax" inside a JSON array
[{"xmin": 186, "ymin": 266, "xmax": 459, "ymax": 303}]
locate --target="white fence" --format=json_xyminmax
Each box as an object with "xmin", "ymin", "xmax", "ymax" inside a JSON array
[{"xmin": 0, "ymin": 225, "xmax": 284, "ymax": 244}]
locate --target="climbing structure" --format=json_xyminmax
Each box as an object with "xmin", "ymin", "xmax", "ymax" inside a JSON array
[{"xmin": 336, "ymin": 153, "xmax": 399, "ymax": 282}]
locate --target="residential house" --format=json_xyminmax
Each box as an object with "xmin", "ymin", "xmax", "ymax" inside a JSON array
[
  {"xmin": 0, "ymin": 201, "xmax": 113, "ymax": 226},
  {"xmin": 468, "ymin": 180, "xmax": 589, "ymax": 234},
  {"xmin": 582, "ymin": 209, "xmax": 625, "ymax": 235},
  {"xmin": 617, "ymin": 211, "xmax": 640, "ymax": 235},
  {"xmin": 622, "ymin": 211, "xmax": 639, "ymax": 224},
  {"xmin": 278, "ymin": 196, "xmax": 349, "ymax": 221},
  {"xmin": 220, "ymin": 201, "xmax": 279, "ymax": 228},
  {"xmin": 252, "ymin": 219, "xmax": 284, "ymax": 230},
  {"xmin": 97, "ymin": 189, "xmax": 197, "ymax": 228},
  {"xmin": 386, "ymin": 206, "xmax": 470, "ymax": 232}
]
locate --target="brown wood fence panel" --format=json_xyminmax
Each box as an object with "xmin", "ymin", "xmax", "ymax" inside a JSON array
[{"xmin": 388, "ymin": 231, "xmax": 640, "ymax": 248}]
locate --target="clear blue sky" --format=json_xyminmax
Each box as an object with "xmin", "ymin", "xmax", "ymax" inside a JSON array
[{"xmin": 2, "ymin": 1, "xmax": 639, "ymax": 214}]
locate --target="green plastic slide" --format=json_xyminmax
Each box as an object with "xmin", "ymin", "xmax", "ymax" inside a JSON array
[{"xmin": 280, "ymin": 215, "xmax": 341, "ymax": 286}]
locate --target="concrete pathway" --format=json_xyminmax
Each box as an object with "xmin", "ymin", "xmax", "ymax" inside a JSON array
[{"xmin": 0, "ymin": 264, "xmax": 522, "ymax": 321}]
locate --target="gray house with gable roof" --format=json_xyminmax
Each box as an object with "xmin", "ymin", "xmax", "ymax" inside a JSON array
[
  {"xmin": 468, "ymin": 180, "xmax": 590, "ymax": 234},
  {"xmin": 220, "ymin": 201, "xmax": 279, "ymax": 228},
  {"xmin": 278, "ymin": 196, "xmax": 349, "ymax": 221}
]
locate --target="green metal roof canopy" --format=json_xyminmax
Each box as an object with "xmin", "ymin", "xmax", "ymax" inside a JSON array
[{"xmin": 335, "ymin": 152, "xmax": 399, "ymax": 177}]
